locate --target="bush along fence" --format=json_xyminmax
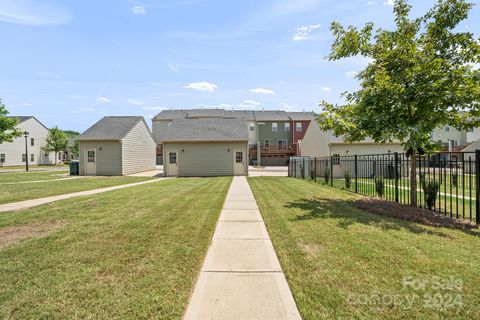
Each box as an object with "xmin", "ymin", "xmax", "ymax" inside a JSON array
[{"xmin": 288, "ymin": 151, "xmax": 480, "ymax": 225}]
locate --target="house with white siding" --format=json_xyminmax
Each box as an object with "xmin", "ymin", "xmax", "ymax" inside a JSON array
[
  {"xmin": 78, "ymin": 116, "xmax": 156, "ymax": 176},
  {"xmin": 0, "ymin": 116, "xmax": 55, "ymax": 167}
]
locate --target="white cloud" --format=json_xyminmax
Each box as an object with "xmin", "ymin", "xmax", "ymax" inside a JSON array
[
  {"xmin": 97, "ymin": 97, "xmax": 112, "ymax": 103},
  {"xmin": 367, "ymin": 1, "xmax": 375, "ymax": 5},
  {"xmin": 249, "ymin": 88, "xmax": 276, "ymax": 95},
  {"xmin": 345, "ymin": 71, "xmax": 358, "ymax": 79},
  {"xmin": 292, "ymin": 24, "xmax": 321, "ymax": 41},
  {"xmin": 0, "ymin": 0, "xmax": 72, "ymax": 26},
  {"xmin": 127, "ymin": 98, "xmax": 143, "ymax": 105},
  {"xmin": 243, "ymin": 99, "xmax": 261, "ymax": 106},
  {"xmin": 131, "ymin": 6, "xmax": 146, "ymax": 15},
  {"xmin": 321, "ymin": 87, "xmax": 332, "ymax": 92},
  {"xmin": 383, "ymin": 0, "xmax": 394, "ymax": 6},
  {"xmin": 142, "ymin": 106, "xmax": 166, "ymax": 111},
  {"xmin": 184, "ymin": 81, "xmax": 218, "ymax": 92},
  {"xmin": 168, "ymin": 63, "xmax": 179, "ymax": 72},
  {"xmin": 150, "ymin": 82, "xmax": 163, "ymax": 87},
  {"xmin": 80, "ymin": 107, "xmax": 96, "ymax": 112}
]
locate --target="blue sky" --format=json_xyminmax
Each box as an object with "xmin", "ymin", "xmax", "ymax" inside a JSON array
[{"xmin": 0, "ymin": 0, "xmax": 478, "ymax": 132}]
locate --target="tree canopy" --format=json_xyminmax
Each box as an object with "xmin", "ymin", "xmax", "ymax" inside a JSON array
[
  {"xmin": 0, "ymin": 99, "xmax": 22, "ymax": 144},
  {"xmin": 44, "ymin": 127, "xmax": 69, "ymax": 163},
  {"xmin": 317, "ymin": 0, "xmax": 480, "ymax": 153}
]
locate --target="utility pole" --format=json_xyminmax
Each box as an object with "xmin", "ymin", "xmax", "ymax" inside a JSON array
[{"xmin": 24, "ymin": 131, "xmax": 30, "ymax": 172}]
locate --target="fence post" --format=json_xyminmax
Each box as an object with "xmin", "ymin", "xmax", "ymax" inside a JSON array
[
  {"xmin": 394, "ymin": 152, "xmax": 399, "ymax": 203},
  {"xmin": 354, "ymin": 155, "xmax": 358, "ymax": 193},
  {"xmin": 330, "ymin": 156, "xmax": 334, "ymax": 187},
  {"xmin": 314, "ymin": 157, "xmax": 317, "ymax": 182},
  {"xmin": 476, "ymin": 150, "xmax": 480, "ymax": 225}
]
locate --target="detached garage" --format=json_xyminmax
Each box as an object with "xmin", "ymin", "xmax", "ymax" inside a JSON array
[
  {"xmin": 79, "ymin": 116, "xmax": 156, "ymax": 176},
  {"xmin": 163, "ymin": 118, "xmax": 248, "ymax": 177}
]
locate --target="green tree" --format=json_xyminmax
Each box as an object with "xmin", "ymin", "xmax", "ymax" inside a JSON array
[
  {"xmin": 62, "ymin": 130, "xmax": 80, "ymax": 158},
  {"xmin": 44, "ymin": 127, "xmax": 69, "ymax": 164},
  {"xmin": 0, "ymin": 99, "xmax": 22, "ymax": 143},
  {"xmin": 317, "ymin": 0, "xmax": 480, "ymax": 206}
]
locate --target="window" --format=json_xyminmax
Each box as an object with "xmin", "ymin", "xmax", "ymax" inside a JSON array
[
  {"xmin": 445, "ymin": 126, "xmax": 450, "ymax": 132},
  {"xmin": 87, "ymin": 151, "xmax": 95, "ymax": 163},
  {"xmin": 44, "ymin": 152, "xmax": 49, "ymax": 158},
  {"xmin": 272, "ymin": 123, "xmax": 277, "ymax": 132},
  {"xmin": 332, "ymin": 154, "xmax": 340, "ymax": 165},
  {"xmin": 22, "ymin": 154, "xmax": 26, "ymax": 162},
  {"xmin": 278, "ymin": 139, "xmax": 287, "ymax": 149},
  {"xmin": 30, "ymin": 154, "xmax": 34, "ymax": 162},
  {"xmin": 249, "ymin": 124, "xmax": 255, "ymax": 131},
  {"xmin": 285, "ymin": 123, "xmax": 290, "ymax": 132},
  {"xmin": 235, "ymin": 152, "xmax": 243, "ymax": 163},
  {"xmin": 167, "ymin": 121, "xmax": 172, "ymax": 127},
  {"xmin": 468, "ymin": 128, "xmax": 474, "ymax": 132},
  {"xmin": 30, "ymin": 138, "xmax": 34, "ymax": 146},
  {"xmin": 296, "ymin": 122, "xmax": 302, "ymax": 132},
  {"xmin": 169, "ymin": 152, "xmax": 177, "ymax": 164},
  {"xmin": 264, "ymin": 139, "xmax": 270, "ymax": 147},
  {"xmin": 0, "ymin": 154, "xmax": 5, "ymax": 163}
]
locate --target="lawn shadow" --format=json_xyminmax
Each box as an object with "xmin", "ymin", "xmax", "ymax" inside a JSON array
[{"xmin": 284, "ymin": 197, "xmax": 480, "ymax": 238}]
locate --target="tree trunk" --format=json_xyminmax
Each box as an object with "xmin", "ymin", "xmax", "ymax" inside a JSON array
[{"xmin": 410, "ymin": 152, "xmax": 417, "ymax": 207}]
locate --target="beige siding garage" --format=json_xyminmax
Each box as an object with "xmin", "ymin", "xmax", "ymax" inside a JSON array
[
  {"xmin": 164, "ymin": 142, "xmax": 248, "ymax": 177},
  {"xmin": 122, "ymin": 121, "xmax": 156, "ymax": 175},
  {"xmin": 79, "ymin": 116, "xmax": 156, "ymax": 176},
  {"xmin": 79, "ymin": 141, "xmax": 122, "ymax": 176}
]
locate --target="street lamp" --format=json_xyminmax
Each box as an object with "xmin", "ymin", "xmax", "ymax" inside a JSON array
[{"xmin": 24, "ymin": 131, "xmax": 29, "ymax": 172}]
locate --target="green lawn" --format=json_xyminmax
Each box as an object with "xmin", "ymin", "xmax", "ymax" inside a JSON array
[
  {"xmin": 0, "ymin": 170, "xmax": 70, "ymax": 183},
  {"xmin": 0, "ymin": 176, "xmax": 154, "ymax": 204},
  {"xmin": 248, "ymin": 177, "xmax": 480, "ymax": 320},
  {"xmin": 0, "ymin": 164, "xmax": 69, "ymax": 170},
  {"xmin": 0, "ymin": 177, "xmax": 231, "ymax": 319}
]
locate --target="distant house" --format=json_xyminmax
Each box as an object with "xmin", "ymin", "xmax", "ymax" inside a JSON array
[
  {"xmin": 162, "ymin": 118, "xmax": 248, "ymax": 177},
  {"xmin": 78, "ymin": 116, "xmax": 156, "ymax": 176},
  {"xmin": 0, "ymin": 116, "xmax": 55, "ymax": 167}
]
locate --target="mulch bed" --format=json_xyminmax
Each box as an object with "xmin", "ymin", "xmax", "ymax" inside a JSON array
[{"xmin": 352, "ymin": 198, "xmax": 477, "ymax": 230}]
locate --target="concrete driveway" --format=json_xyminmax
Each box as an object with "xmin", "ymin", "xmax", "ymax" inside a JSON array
[{"xmin": 248, "ymin": 166, "xmax": 288, "ymax": 177}]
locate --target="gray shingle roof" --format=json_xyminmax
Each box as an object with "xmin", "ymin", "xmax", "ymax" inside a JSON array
[
  {"xmin": 287, "ymin": 112, "xmax": 316, "ymax": 121},
  {"xmin": 8, "ymin": 116, "xmax": 49, "ymax": 130},
  {"xmin": 8, "ymin": 116, "xmax": 33, "ymax": 124},
  {"xmin": 79, "ymin": 116, "xmax": 147, "ymax": 140},
  {"xmin": 254, "ymin": 110, "xmax": 290, "ymax": 121},
  {"xmin": 163, "ymin": 118, "xmax": 248, "ymax": 142},
  {"xmin": 154, "ymin": 108, "xmax": 314, "ymax": 122},
  {"xmin": 224, "ymin": 110, "xmax": 255, "ymax": 121}
]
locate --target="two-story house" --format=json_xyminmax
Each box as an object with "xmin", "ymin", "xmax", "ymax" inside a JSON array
[
  {"xmin": 152, "ymin": 108, "xmax": 315, "ymax": 167},
  {"xmin": 0, "ymin": 116, "xmax": 55, "ymax": 167}
]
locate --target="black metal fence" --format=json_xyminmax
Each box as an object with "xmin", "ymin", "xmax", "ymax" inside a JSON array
[{"xmin": 288, "ymin": 151, "xmax": 480, "ymax": 225}]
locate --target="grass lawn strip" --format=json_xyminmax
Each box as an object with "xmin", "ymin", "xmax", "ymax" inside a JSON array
[
  {"xmin": 0, "ymin": 176, "xmax": 154, "ymax": 205},
  {"xmin": 0, "ymin": 177, "xmax": 232, "ymax": 319},
  {"xmin": 248, "ymin": 177, "xmax": 480, "ymax": 320},
  {"xmin": 0, "ymin": 170, "xmax": 70, "ymax": 183}
]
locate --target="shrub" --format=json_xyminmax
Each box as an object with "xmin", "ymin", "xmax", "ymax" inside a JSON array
[
  {"xmin": 375, "ymin": 178, "xmax": 384, "ymax": 198},
  {"xmin": 452, "ymin": 172, "xmax": 458, "ymax": 187},
  {"xmin": 324, "ymin": 167, "xmax": 330, "ymax": 184},
  {"xmin": 422, "ymin": 180, "xmax": 440, "ymax": 210},
  {"xmin": 344, "ymin": 171, "xmax": 352, "ymax": 189}
]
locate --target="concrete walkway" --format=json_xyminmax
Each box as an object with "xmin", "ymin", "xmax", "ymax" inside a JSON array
[
  {"xmin": 184, "ymin": 176, "xmax": 301, "ymax": 320},
  {"xmin": 0, "ymin": 178, "xmax": 168, "ymax": 213}
]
